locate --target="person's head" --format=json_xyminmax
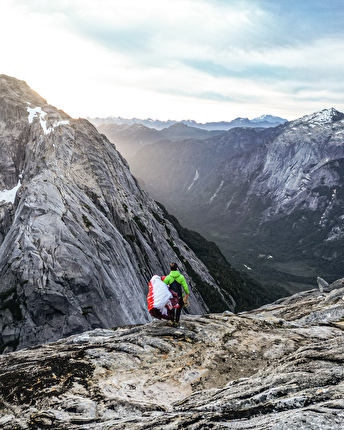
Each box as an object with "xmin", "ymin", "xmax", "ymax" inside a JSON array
[{"xmin": 170, "ymin": 262, "xmax": 178, "ymax": 271}]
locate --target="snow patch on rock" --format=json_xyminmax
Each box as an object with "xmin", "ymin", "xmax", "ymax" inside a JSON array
[
  {"xmin": 27, "ymin": 105, "xmax": 69, "ymax": 135},
  {"xmin": 209, "ymin": 180, "xmax": 224, "ymax": 203},
  {"xmin": 0, "ymin": 180, "xmax": 21, "ymax": 204},
  {"xmin": 188, "ymin": 170, "xmax": 199, "ymax": 190}
]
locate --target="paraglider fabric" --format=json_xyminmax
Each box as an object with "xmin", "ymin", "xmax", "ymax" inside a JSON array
[{"xmin": 147, "ymin": 275, "xmax": 179, "ymax": 320}]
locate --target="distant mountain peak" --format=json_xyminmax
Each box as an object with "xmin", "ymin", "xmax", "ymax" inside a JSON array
[
  {"xmin": 297, "ymin": 108, "xmax": 344, "ymax": 125},
  {"xmin": 170, "ymin": 122, "xmax": 190, "ymax": 129},
  {"xmin": 253, "ymin": 114, "xmax": 287, "ymax": 123},
  {"xmin": 233, "ymin": 117, "xmax": 249, "ymax": 121}
]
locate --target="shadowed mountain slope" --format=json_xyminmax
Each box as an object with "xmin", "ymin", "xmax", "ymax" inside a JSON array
[
  {"xmin": 94, "ymin": 121, "xmax": 223, "ymax": 160},
  {"xmin": 126, "ymin": 109, "xmax": 344, "ymax": 292},
  {"xmin": 156, "ymin": 202, "xmax": 287, "ymax": 312}
]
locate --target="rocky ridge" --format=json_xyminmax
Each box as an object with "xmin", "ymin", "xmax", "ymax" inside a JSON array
[
  {"xmin": 0, "ymin": 75, "xmax": 236, "ymax": 353},
  {"xmin": 0, "ymin": 278, "xmax": 344, "ymax": 429}
]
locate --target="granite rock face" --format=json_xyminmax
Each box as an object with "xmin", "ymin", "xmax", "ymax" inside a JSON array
[
  {"xmin": 0, "ymin": 75, "xmax": 234, "ymax": 353},
  {"xmin": 0, "ymin": 279, "xmax": 344, "ymax": 429}
]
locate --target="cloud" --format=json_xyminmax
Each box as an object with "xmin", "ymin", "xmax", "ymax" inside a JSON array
[{"xmin": 1, "ymin": 0, "xmax": 344, "ymax": 121}]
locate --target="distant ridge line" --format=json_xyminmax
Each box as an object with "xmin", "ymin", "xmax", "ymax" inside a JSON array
[{"xmin": 88, "ymin": 115, "xmax": 288, "ymax": 131}]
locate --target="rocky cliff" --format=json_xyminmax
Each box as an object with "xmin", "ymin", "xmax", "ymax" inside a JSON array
[
  {"xmin": 0, "ymin": 75, "xmax": 237, "ymax": 353},
  {"xmin": 127, "ymin": 109, "xmax": 344, "ymax": 292},
  {"xmin": 1, "ymin": 278, "xmax": 344, "ymax": 429}
]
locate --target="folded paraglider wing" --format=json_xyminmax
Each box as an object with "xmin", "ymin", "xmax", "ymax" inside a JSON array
[
  {"xmin": 147, "ymin": 275, "xmax": 173, "ymax": 310},
  {"xmin": 147, "ymin": 275, "xmax": 180, "ymax": 320}
]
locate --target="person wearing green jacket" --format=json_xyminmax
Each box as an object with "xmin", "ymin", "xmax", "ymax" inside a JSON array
[{"xmin": 163, "ymin": 262, "xmax": 190, "ymax": 326}]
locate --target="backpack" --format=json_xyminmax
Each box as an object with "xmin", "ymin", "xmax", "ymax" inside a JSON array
[{"xmin": 169, "ymin": 280, "xmax": 182, "ymax": 298}]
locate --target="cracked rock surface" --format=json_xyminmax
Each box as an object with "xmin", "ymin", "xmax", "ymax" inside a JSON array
[{"xmin": 1, "ymin": 283, "xmax": 344, "ymax": 429}]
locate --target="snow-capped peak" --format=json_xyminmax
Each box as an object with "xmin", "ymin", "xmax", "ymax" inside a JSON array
[
  {"xmin": 297, "ymin": 108, "xmax": 344, "ymax": 125},
  {"xmin": 253, "ymin": 114, "xmax": 287, "ymax": 124}
]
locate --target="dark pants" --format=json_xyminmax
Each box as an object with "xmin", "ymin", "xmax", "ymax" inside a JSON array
[
  {"xmin": 169, "ymin": 281, "xmax": 184, "ymax": 323},
  {"xmin": 173, "ymin": 297, "xmax": 184, "ymax": 322}
]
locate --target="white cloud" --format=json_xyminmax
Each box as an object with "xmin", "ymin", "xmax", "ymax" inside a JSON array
[{"xmin": 1, "ymin": 0, "xmax": 344, "ymax": 121}]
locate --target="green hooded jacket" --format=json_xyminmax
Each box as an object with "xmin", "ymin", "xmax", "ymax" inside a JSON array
[{"xmin": 163, "ymin": 270, "xmax": 189, "ymax": 296}]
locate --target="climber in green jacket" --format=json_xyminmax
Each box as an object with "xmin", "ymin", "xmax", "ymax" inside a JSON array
[{"xmin": 163, "ymin": 262, "xmax": 190, "ymax": 326}]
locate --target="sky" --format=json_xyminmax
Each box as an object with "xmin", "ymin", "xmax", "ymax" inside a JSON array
[{"xmin": 1, "ymin": 0, "xmax": 344, "ymax": 122}]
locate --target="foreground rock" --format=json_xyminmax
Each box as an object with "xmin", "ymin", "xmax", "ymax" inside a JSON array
[{"xmin": 1, "ymin": 283, "xmax": 344, "ymax": 429}]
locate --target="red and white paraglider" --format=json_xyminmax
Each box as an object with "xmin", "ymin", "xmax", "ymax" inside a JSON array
[{"xmin": 147, "ymin": 275, "xmax": 179, "ymax": 320}]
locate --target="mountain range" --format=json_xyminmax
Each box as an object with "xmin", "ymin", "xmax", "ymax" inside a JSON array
[
  {"xmin": 90, "ymin": 116, "xmax": 287, "ymax": 162},
  {"xmin": 92, "ymin": 122, "xmax": 224, "ymax": 160},
  {"xmin": 89, "ymin": 114, "xmax": 287, "ymax": 131},
  {"xmin": 100, "ymin": 108, "xmax": 344, "ymax": 293}
]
